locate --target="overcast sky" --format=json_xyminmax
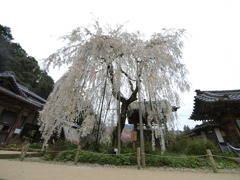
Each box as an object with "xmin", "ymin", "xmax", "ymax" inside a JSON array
[{"xmin": 1, "ymin": 0, "xmax": 240, "ymax": 130}]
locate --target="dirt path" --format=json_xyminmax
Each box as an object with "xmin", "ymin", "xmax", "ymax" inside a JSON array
[
  {"xmin": 0, "ymin": 159, "xmax": 239, "ymax": 180},
  {"xmin": 0, "ymin": 150, "xmax": 38, "ymax": 154}
]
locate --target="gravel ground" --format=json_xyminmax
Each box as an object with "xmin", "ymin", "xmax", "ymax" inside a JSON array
[{"xmin": 0, "ymin": 158, "xmax": 239, "ymax": 180}]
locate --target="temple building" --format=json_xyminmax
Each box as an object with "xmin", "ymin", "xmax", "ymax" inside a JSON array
[
  {"xmin": 128, "ymin": 100, "xmax": 178, "ymax": 145},
  {"xmin": 0, "ymin": 72, "xmax": 46, "ymax": 146},
  {"xmin": 189, "ymin": 89, "xmax": 240, "ymax": 151}
]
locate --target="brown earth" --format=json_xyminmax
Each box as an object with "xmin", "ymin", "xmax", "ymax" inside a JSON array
[{"xmin": 0, "ymin": 159, "xmax": 240, "ymax": 180}]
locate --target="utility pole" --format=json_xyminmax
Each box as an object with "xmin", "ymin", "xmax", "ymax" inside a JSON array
[{"xmin": 137, "ymin": 62, "xmax": 145, "ymax": 167}]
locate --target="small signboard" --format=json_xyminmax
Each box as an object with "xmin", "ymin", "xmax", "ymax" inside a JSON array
[
  {"xmin": 14, "ymin": 128, "xmax": 21, "ymax": 134},
  {"xmin": 131, "ymin": 131, "xmax": 137, "ymax": 142}
]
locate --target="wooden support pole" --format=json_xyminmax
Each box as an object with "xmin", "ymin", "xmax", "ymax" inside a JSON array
[
  {"xmin": 206, "ymin": 149, "xmax": 218, "ymax": 173},
  {"xmin": 20, "ymin": 141, "xmax": 30, "ymax": 161},
  {"xmin": 117, "ymin": 63, "xmax": 122, "ymax": 155},
  {"xmin": 20, "ymin": 144, "xmax": 25, "ymax": 160},
  {"xmin": 117, "ymin": 90, "xmax": 121, "ymax": 155},
  {"xmin": 74, "ymin": 145, "xmax": 81, "ymax": 165},
  {"xmin": 137, "ymin": 63, "xmax": 146, "ymax": 167},
  {"xmin": 227, "ymin": 111, "xmax": 240, "ymax": 137},
  {"xmin": 132, "ymin": 142, "xmax": 135, "ymax": 150},
  {"xmin": 137, "ymin": 147, "xmax": 141, "ymax": 169}
]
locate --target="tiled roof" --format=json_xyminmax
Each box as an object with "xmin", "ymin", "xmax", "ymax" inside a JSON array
[
  {"xmin": 195, "ymin": 89, "xmax": 240, "ymax": 103},
  {"xmin": 193, "ymin": 121, "xmax": 220, "ymax": 131},
  {"xmin": 17, "ymin": 83, "xmax": 47, "ymax": 103},
  {"xmin": 0, "ymin": 71, "xmax": 46, "ymax": 108},
  {"xmin": 0, "ymin": 71, "xmax": 26, "ymax": 97},
  {"xmin": 0, "ymin": 86, "xmax": 44, "ymax": 108},
  {"xmin": 190, "ymin": 89, "xmax": 240, "ymax": 121}
]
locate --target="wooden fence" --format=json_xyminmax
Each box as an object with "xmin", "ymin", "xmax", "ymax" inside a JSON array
[{"xmin": 1, "ymin": 145, "xmax": 240, "ymax": 173}]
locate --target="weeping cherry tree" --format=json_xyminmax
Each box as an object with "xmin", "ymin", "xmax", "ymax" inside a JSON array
[{"xmin": 38, "ymin": 21, "xmax": 190, "ymax": 148}]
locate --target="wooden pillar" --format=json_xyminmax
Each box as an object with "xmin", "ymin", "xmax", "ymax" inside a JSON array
[
  {"xmin": 227, "ymin": 110, "xmax": 240, "ymax": 137},
  {"xmin": 0, "ymin": 106, "xmax": 4, "ymax": 114},
  {"xmin": 6, "ymin": 107, "xmax": 25, "ymax": 144}
]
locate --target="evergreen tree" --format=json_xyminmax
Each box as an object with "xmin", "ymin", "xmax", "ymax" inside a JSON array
[
  {"xmin": 0, "ymin": 24, "xmax": 54, "ymax": 99},
  {"xmin": 183, "ymin": 125, "xmax": 191, "ymax": 134}
]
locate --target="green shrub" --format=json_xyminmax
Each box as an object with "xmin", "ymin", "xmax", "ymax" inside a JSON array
[
  {"xmin": 145, "ymin": 154, "xmax": 208, "ymax": 168},
  {"xmin": 43, "ymin": 154, "xmax": 54, "ymax": 161},
  {"xmin": 165, "ymin": 134, "xmax": 191, "ymax": 153},
  {"xmin": 185, "ymin": 139, "xmax": 219, "ymax": 155},
  {"xmin": 48, "ymin": 140, "xmax": 77, "ymax": 151},
  {"xmin": 55, "ymin": 150, "xmax": 136, "ymax": 165},
  {"xmin": 22, "ymin": 130, "xmax": 36, "ymax": 142},
  {"xmin": 30, "ymin": 143, "xmax": 43, "ymax": 149},
  {"xmin": 46, "ymin": 149, "xmax": 239, "ymax": 169},
  {"xmin": 214, "ymin": 156, "xmax": 240, "ymax": 169},
  {"xmin": 55, "ymin": 151, "xmax": 76, "ymax": 162},
  {"xmin": 132, "ymin": 142, "xmax": 161, "ymax": 155},
  {"xmin": 6, "ymin": 143, "xmax": 22, "ymax": 149},
  {"xmin": 120, "ymin": 147, "xmax": 135, "ymax": 154},
  {"xmin": 217, "ymin": 152, "xmax": 236, "ymax": 157},
  {"xmin": 79, "ymin": 151, "xmax": 136, "ymax": 165},
  {"xmin": 41, "ymin": 139, "xmax": 237, "ymax": 169}
]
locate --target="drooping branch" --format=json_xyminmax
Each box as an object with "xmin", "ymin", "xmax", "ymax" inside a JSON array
[
  {"xmin": 120, "ymin": 67, "xmax": 136, "ymax": 92},
  {"xmin": 38, "ymin": 21, "xmax": 190, "ymax": 148},
  {"xmin": 107, "ymin": 62, "xmax": 126, "ymax": 103},
  {"xmin": 126, "ymin": 80, "xmax": 138, "ymax": 105}
]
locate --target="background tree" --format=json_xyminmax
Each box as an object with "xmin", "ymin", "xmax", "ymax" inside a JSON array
[
  {"xmin": 0, "ymin": 24, "xmax": 54, "ymax": 99},
  {"xmin": 38, "ymin": 21, "xmax": 190, "ymax": 148},
  {"xmin": 183, "ymin": 125, "xmax": 192, "ymax": 134}
]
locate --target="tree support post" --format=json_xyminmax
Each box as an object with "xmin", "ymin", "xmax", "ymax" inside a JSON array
[
  {"xmin": 132, "ymin": 141, "xmax": 136, "ymax": 149},
  {"xmin": 137, "ymin": 147, "xmax": 141, "ymax": 169},
  {"xmin": 117, "ymin": 76, "xmax": 121, "ymax": 154},
  {"xmin": 74, "ymin": 145, "xmax": 81, "ymax": 165},
  {"xmin": 20, "ymin": 141, "xmax": 30, "ymax": 161},
  {"xmin": 206, "ymin": 149, "xmax": 218, "ymax": 173},
  {"xmin": 137, "ymin": 63, "xmax": 146, "ymax": 167}
]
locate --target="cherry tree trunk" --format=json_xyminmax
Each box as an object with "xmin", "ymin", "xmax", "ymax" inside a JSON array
[{"xmin": 112, "ymin": 103, "xmax": 128, "ymax": 147}]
